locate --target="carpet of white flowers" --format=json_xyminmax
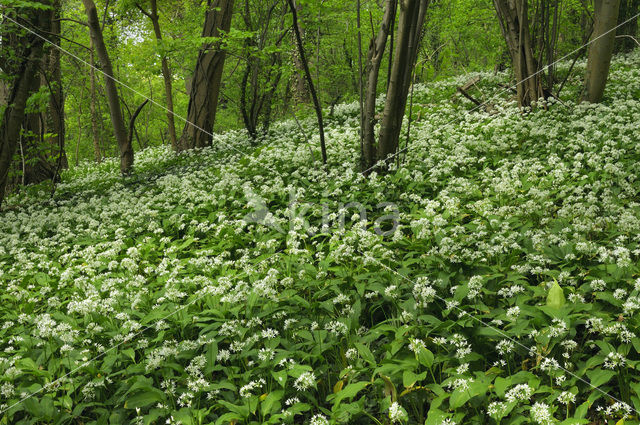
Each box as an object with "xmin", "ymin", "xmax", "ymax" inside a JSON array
[{"xmin": 1, "ymin": 51, "xmax": 640, "ymax": 425}]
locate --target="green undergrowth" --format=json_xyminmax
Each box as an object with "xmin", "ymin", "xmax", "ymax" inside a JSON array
[{"xmin": 1, "ymin": 51, "xmax": 640, "ymax": 425}]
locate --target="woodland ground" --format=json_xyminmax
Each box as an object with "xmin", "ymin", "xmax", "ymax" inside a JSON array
[{"xmin": 1, "ymin": 50, "xmax": 640, "ymax": 425}]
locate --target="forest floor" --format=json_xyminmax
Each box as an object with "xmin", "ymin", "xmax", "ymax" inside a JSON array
[{"xmin": 1, "ymin": 50, "xmax": 640, "ymax": 425}]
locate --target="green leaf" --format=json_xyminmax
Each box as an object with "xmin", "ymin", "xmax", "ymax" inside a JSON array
[
  {"xmin": 354, "ymin": 342, "xmax": 375, "ymax": 365},
  {"xmin": 125, "ymin": 390, "xmax": 165, "ymax": 409},
  {"xmin": 205, "ymin": 340, "xmax": 218, "ymax": 373},
  {"xmin": 546, "ymin": 280, "xmax": 565, "ymax": 309},
  {"xmin": 122, "ymin": 348, "xmax": 136, "ymax": 362},
  {"xmin": 260, "ymin": 390, "xmax": 283, "ymax": 416},
  {"xmin": 586, "ymin": 369, "xmax": 616, "ymax": 388},
  {"xmin": 416, "ymin": 346, "xmax": 434, "ymax": 368},
  {"xmin": 402, "ymin": 370, "xmax": 426, "ymax": 388},
  {"xmin": 328, "ymin": 381, "xmax": 370, "ymax": 407},
  {"xmin": 271, "ymin": 369, "xmax": 287, "ymax": 388}
]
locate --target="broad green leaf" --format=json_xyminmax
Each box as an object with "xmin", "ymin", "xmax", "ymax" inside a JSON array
[{"xmin": 546, "ymin": 280, "xmax": 565, "ymax": 309}]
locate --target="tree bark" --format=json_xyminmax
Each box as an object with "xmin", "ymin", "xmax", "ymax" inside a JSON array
[
  {"xmin": 82, "ymin": 0, "xmax": 133, "ymax": 173},
  {"xmin": 287, "ymin": 0, "xmax": 327, "ymax": 164},
  {"xmin": 582, "ymin": 0, "xmax": 622, "ymax": 103},
  {"xmin": 139, "ymin": 0, "xmax": 178, "ymax": 150},
  {"xmin": 494, "ymin": 0, "xmax": 544, "ymax": 107},
  {"xmin": 290, "ymin": 0, "xmax": 310, "ymax": 103},
  {"xmin": 178, "ymin": 0, "xmax": 234, "ymax": 151},
  {"xmin": 89, "ymin": 42, "xmax": 102, "ymax": 163},
  {"xmin": 615, "ymin": 0, "xmax": 639, "ymax": 53},
  {"xmin": 377, "ymin": 0, "xmax": 429, "ymax": 161},
  {"xmin": 361, "ymin": 0, "xmax": 396, "ymax": 171},
  {"xmin": 0, "ymin": 5, "xmax": 49, "ymax": 207},
  {"xmin": 45, "ymin": 0, "xmax": 68, "ymax": 178}
]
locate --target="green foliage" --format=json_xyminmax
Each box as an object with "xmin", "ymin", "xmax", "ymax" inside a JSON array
[{"xmin": 1, "ymin": 51, "xmax": 640, "ymax": 424}]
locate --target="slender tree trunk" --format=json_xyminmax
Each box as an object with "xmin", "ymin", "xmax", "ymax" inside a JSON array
[
  {"xmin": 378, "ymin": 0, "xmax": 429, "ymax": 160},
  {"xmin": 287, "ymin": 0, "xmax": 327, "ymax": 164},
  {"xmin": 89, "ymin": 43, "xmax": 102, "ymax": 163},
  {"xmin": 291, "ymin": 0, "xmax": 310, "ymax": 103},
  {"xmin": 178, "ymin": 0, "xmax": 234, "ymax": 151},
  {"xmin": 615, "ymin": 0, "xmax": 639, "ymax": 52},
  {"xmin": 0, "ymin": 6, "xmax": 49, "ymax": 207},
  {"xmin": 494, "ymin": 0, "xmax": 544, "ymax": 107},
  {"xmin": 82, "ymin": 0, "xmax": 132, "ymax": 173},
  {"xmin": 75, "ymin": 90, "xmax": 83, "ymax": 166},
  {"xmin": 582, "ymin": 0, "xmax": 622, "ymax": 103},
  {"xmin": 46, "ymin": 0, "xmax": 67, "ymax": 176},
  {"xmin": 141, "ymin": 0, "xmax": 178, "ymax": 150},
  {"xmin": 362, "ymin": 0, "xmax": 396, "ymax": 171},
  {"xmin": 356, "ymin": 0, "xmax": 365, "ymax": 165}
]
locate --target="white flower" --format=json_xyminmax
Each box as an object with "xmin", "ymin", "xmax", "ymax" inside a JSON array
[
  {"xmin": 309, "ymin": 414, "xmax": 329, "ymax": 425},
  {"xmin": 487, "ymin": 401, "xmax": 507, "ymax": 417},
  {"xmin": 604, "ymin": 352, "xmax": 626, "ymax": 369},
  {"xmin": 557, "ymin": 391, "xmax": 575, "ymax": 405},
  {"xmin": 389, "ymin": 402, "xmax": 407, "ymax": 423},
  {"xmin": 496, "ymin": 339, "xmax": 514, "ymax": 355},
  {"xmin": 506, "ymin": 306, "xmax": 520, "ymax": 320},
  {"xmin": 505, "ymin": 383, "xmax": 534, "ymax": 403},
  {"xmin": 293, "ymin": 371, "xmax": 316, "ymax": 391},
  {"xmin": 530, "ymin": 402, "xmax": 554, "ymax": 424}
]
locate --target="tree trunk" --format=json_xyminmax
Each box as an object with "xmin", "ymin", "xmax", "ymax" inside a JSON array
[
  {"xmin": 377, "ymin": 0, "xmax": 429, "ymax": 161},
  {"xmin": 362, "ymin": 0, "xmax": 396, "ymax": 171},
  {"xmin": 89, "ymin": 42, "xmax": 102, "ymax": 163},
  {"xmin": 178, "ymin": 0, "xmax": 234, "ymax": 151},
  {"xmin": 291, "ymin": 0, "xmax": 310, "ymax": 103},
  {"xmin": 143, "ymin": 0, "xmax": 178, "ymax": 150},
  {"xmin": 582, "ymin": 0, "xmax": 622, "ymax": 103},
  {"xmin": 287, "ymin": 0, "xmax": 327, "ymax": 164},
  {"xmin": 82, "ymin": 0, "xmax": 132, "ymax": 173},
  {"xmin": 45, "ymin": 0, "xmax": 68, "ymax": 176},
  {"xmin": 494, "ymin": 0, "xmax": 544, "ymax": 107},
  {"xmin": 0, "ymin": 6, "xmax": 49, "ymax": 207},
  {"xmin": 615, "ymin": 0, "xmax": 639, "ymax": 53}
]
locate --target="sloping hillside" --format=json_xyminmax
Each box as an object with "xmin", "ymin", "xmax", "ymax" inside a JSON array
[{"xmin": 1, "ymin": 51, "xmax": 640, "ymax": 424}]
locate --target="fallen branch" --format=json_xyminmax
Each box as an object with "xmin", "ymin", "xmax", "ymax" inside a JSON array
[{"xmin": 457, "ymin": 86, "xmax": 482, "ymax": 106}]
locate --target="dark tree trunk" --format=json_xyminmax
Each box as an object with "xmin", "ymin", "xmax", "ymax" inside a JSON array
[
  {"xmin": 583, "ymin": 0, "xmax": 622, "ymax": 103},
  {"xmin": 178, "ymin": 0, "xmax": 234, "ymax": 151},
  {"xmin": 361, "ymin": 0, "xmax": 396, "ymax": 171},
  {"xmin": 83, "ymin": 0, "xmax": 133, "ymax": 173},
  {"xmin": 290, "ymin": 0, "xmax": 310, "ymax": 103},
  {"xmin": 494, "ymin": 0, "xmax": 544, "ymax": 107},
  {"xmin": 0, "ymin": 5, "xmax": 49, "ymax": 207},
  {"xmin": 44, "ymin": 0, "xmax": 67, "ymax": 177},
  {"xmin": 239, "ymin": 0, "xmax": 284, "ymax": 140},
  {"xmin": 377, "ymin": 0, "xmax": 429, "ymax": 160},
  {"xmin": 287, "ymin": 0, "xmax": 327, "ymax": 164},
  {"xmin": 615, "ymin": 0, "xmax": 639, "ymax": 52}
]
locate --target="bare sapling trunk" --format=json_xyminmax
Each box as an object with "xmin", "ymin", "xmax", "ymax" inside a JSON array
[
  {"xmin": 287, "ymin": 0, "xmax": 327, "ymax": 164},
  {"xmin": 83, "ymin": 0, "xmax": 133, "ymax": 173},
  {"xmin": 582, "ymin": 0, "xmax": 622, "ymax": 103},
  {"xmin": 290, "ymin": 0, "xmax": 310, "ymax": 103}
]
